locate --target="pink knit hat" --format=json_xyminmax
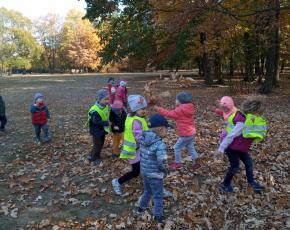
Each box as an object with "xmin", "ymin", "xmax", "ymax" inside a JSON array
[
  {"xmin": 219, "ymin": 96, "xmax": 237, "ymax": 120},
  {"xmin": 111, "ymin": 100, "xmax": 123, "ymax": 109}
]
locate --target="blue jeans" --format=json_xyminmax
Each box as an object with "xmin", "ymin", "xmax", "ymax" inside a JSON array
[
  {"xmin": 34, "ymin": 124, "xmax": 49, "ymax": 140},
  {"xmin": 139, "ymin": 177, "xmax": 163, "ymax": 218},
  {"xmin": 223, "ymin": 148, "xmax": 254, "ymax": 186},
  {"xmin": 174, "ymin": 136, "xmax": 198, "ymax": 163}
]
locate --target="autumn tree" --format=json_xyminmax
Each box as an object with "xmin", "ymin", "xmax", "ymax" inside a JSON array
[{"xmin": 0, "ymin": 7, "xmax": 40, "ymax": 75}]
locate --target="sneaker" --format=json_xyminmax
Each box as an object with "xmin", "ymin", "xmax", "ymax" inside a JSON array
[
  {"xmin": 137, "ymin": 207, "xmax": 145, "ymax": 214},
  {"xmin": 163, "ymin": 188, "xmax": 173, "ymax": 198},
  {"xmin": 87, "ymin": 155, "xmax": 92, "ymax": 161},
  {"xmin": 112, "ymin": 154, "xmax": 119, "ymax": 159},
  {"xmin": 169, "ymin": 162, "xmax": 183, "ymax": 170},
  {"xmin": 249, "ymin": 181, "xmax": 265, "ymax": 193},
  {"xmin": 92, "ymin": 159, "xmax": 102, "ymax": 166},
  {"xmin": 154, "ymin": 216, "xmax": 163, "ymax": 224},
  {"xmin": 192, "ymin": 163, "xmax": 201, "ymax": 170},
  {"xmin": 43, "ymin": 137, "xmax": 51, "ymax": 143},
  {"xmin": 35, "ymin": 138, "xmax": 41, "ymax": 145},
  {"xmin": 112, "ymin": 178, "xmax": 122, "ymax": 195},
  {"xmin": 219, "ymin": 182, "xmax": 234, "ymax": 193}
]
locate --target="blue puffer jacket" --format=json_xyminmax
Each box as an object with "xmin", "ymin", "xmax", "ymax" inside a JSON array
[{"xmin": 140, "ymin": 130, "xmax": 168, "ymax": 179}]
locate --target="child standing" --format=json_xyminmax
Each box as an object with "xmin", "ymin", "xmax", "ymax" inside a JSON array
[
  {"xmin": 138, "ymin": 114, "xmax": 170, "ymax": 223},
  {"xmin": 116, "ymin": 80, "xmax": 127, "ymax": 107},
  {"xmin": 216, "ymin": 99, "xmax": 266, "ymax": 193},
  {"xmin": 112, "ymin": 95, "xmax": 148, "ymax": 195},
  {"xmin": 107, "ymin": 77, "xmax": 116, "ymax": 105},
  {"xmin": 156, "ymin": 92, "xmax": 200, "ymax": 170},
  {"xmin": 87, "ymin": 89, "xmax": 110, "ymax": 166},
  {"xmin": 0, "ymin": 96, "xmax": 7, "ymax": 132},
  {"xmin": 30, "ymin": 93, "xmax": 50, "ymax": 143},
  {"xmin": 109, "ymin": 100, "xmax": 127, "ymax": 158}
]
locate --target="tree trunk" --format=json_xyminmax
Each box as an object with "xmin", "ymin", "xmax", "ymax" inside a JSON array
[
  {"xmin": 214, "ymin": 50, "xmax": 223, "ymax": 84},
  {"xmin": 280, "ymin": 59, "xmax": 285, "ymax": 73},
  {"xmin": 261, "ymin": 0, "xmax": 280, "ymax": 93},
  {"xmin": 254, "ymin": 29, "xmax": 261, "ymax": 77},
  {"xmin": 243, "ymin": 32, "xmax": 254, "ymax": 82},
  {"xmin": 200, "ymin": 32, "xmax": 212, "ymax": 85},
  {"xmin": 229, "ymin": 51, "xmax": 234, "ymax": 78}
]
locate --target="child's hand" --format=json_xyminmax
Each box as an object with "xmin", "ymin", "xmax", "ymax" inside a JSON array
[
  {"xmin": 114, "ymin": 126, "xmax": 119, "ymax": 130},
  {"xmin": 153, "ymin": 105, "xmax": 158, "ymax": 111}
]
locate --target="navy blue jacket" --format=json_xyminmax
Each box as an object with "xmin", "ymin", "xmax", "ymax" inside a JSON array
[
  {"xmin": 109, "ymin": 109, "xmax": 127, "ymax": 133},
  {"xmin": 89, "ymin": 111, "xmax": 109, "ymax": 137}
]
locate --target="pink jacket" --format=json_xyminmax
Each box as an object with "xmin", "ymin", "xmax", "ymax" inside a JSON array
[
  {"xmin": 157, "ymin": 103, "xmax": 196, "ymax": 137},
  {"xmin": 116, "ymin": 86, "xmax": 126, "ymax": 104}
]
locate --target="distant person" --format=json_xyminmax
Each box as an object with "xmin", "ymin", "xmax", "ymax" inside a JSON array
[
  {"xmin": 0, "ymin": 96, "xmax": 7, "ymax": 132},
  {"xmin": 109, "ymin": 100, "xmax": 127, "ymax": 158},
  {"xmin": 87, "ymin": 89, "xmax": 110, "ymax": 166},
  {"xmin": 116, "ymin": 80, "xmax": 128, "ymax": 108},
  {"xmin": 107, "ymin": 77, "xmax": 116, "ymax": 105},
  {"xmin": 30, "ymin": 93, "xmax": 51, "ymax": 144}
]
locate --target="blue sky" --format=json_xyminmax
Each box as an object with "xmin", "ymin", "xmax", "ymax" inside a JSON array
[{"xmin": 0, "ymin": 0, "xmax": 87, "ymax": 20}]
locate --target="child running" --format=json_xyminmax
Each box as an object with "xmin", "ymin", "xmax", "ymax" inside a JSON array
[
  {"xmin": 30, "ymin": 93, "xmax": 51, "ymax": 144},
  {"xmin": 216, "ymin": 98, "xmax": 267, "ymax": 193},
  {"xmin": 109, "ymin": 100, "xmax": 127, "ymax": 158},
  {"xmin": 112, "ymin": 95, "xmax": 148, "ymax": 195},
  {"xmin": 137, "ymin": 114, "xmax": 170, "ymax": 224},
  {"xmin": 87, "ymin": 89, "xmax": 110, "ymax": 165},
  {"xmin": 155, "ymin": 92, "xmax": 200, "ymax": 170}
]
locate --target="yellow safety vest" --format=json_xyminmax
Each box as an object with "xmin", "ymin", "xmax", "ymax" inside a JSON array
[
  {"xmin": 226, "ymin": 111, "xmax": 267, "ymax": 142},
  {"xmin": 119, "ymin": 116, "xmax": 149, "ymax": 159},
  {"xmin": 88, "ymin": 104, "xmax": 110, "ymax": 133}
]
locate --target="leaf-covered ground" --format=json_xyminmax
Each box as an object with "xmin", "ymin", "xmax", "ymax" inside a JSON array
[{"xmin": 0, "ymin": 74, "xmax": 289, "ymax": 230}]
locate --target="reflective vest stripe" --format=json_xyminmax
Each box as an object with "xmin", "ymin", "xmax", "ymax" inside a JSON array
[
  {"xmin": 119, "ymin": 116, "xmax": 149, "ymax": 159},
  {"xmin": 123, "ymin": 140, "xmax": 137, "ymax": 148}
]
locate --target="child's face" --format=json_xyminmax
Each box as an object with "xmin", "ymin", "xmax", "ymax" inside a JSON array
[
  {"xmin": 136, "ymin": 108, "xmax": 147, "ymax": 117},
  {"xmin": 36, "ymin": 99, "xmax": 44, "ymax": 107},
  {"xmin": 100, "ymin": 96, "xmax": 110, "ymax": 106},
  {"xmin": 113, "ymin": 108, "xmax": 122, "ymax": 115},
  {"xmin": 157, "ymin": 126, "xmax": 168, "ymax": 138},
  {"xmin": 220, "ymin": 105, "xmax": 230, "ymax": 113}
]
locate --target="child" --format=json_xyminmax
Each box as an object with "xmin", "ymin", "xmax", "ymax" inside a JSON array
[
  {"xmin": 0, "ymin": 96, "xmax": 7, "ymax": 132},
  {"xmin": 109, "ymin": 100, "xmax": 127, "ymax": 158},
  {"xmin": 112, "ymin": 95, "xmax": 148, "ymax": 195},
  {"xmin": 30, "ymin": 93, "xmax": 50, "ymax": 143},
  {"xmin": 87, "ymin": 89, "xmax": 110, "ymax": 166},
  {"xmin": 156, "ymin": 92, "xmax": 200, "ymax": 170},
  {"xmin": 216, "ymin": 99, "xmax": 266, "ymax": 193},
  {"xmin": 116, "ymin": 80, "xmax": 127, "ymax": 107},
  {"xmin": 107, "ymin": 77, "xmax": 116, "ymax": 105},
  {"xmin": 138, "ymin": 114, "xmax": 170, "ymax": 223}
]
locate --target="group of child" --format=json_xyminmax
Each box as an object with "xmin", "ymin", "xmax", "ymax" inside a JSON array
[{"xmin": 0, "ymin": 77, "xmax": 268, "ymax": 224}]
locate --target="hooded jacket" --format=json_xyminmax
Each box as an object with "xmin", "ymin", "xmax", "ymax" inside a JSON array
[
  {"xmin": 140, "ymin": 130, "xmax": 168, "ymax": 179},
  {"xmin": 157, "ymin": 103, "xmax": 196, "ymax": 136}
]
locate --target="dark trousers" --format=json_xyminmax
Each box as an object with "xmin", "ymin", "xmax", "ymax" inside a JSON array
[
  {"xmin": 118, "ymin": 161, "xmax": 140, "ymax": 185},
  {"xmin": 90, "ymin": 135, "xmax": 105, "ymax": 161},
  {"xmin": 34, "ymin": 124, "xmax": 48, "ymax": 139},
  {"xmin": 223, "ymin": 148, "xmax": 254, "ymax": 186},
  {"xmin": 0, "ymin": 115, "xmax": 7, "ymax": 129}
]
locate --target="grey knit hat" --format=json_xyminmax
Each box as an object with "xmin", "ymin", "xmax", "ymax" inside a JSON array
[
  {"xmin": 34, "ymin": 93, "xmax": 44, "ymax": 102},
  {"xmin": 96, "ymin": 89, "xmax": 109, "ymax": 101},
  {"xmin": 128, "ymin": 95, "xmax": 147, "ymax": 112},
  {"xmin": 176, "ymin": 92, "xmax": 193, "ymax": 104}
]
